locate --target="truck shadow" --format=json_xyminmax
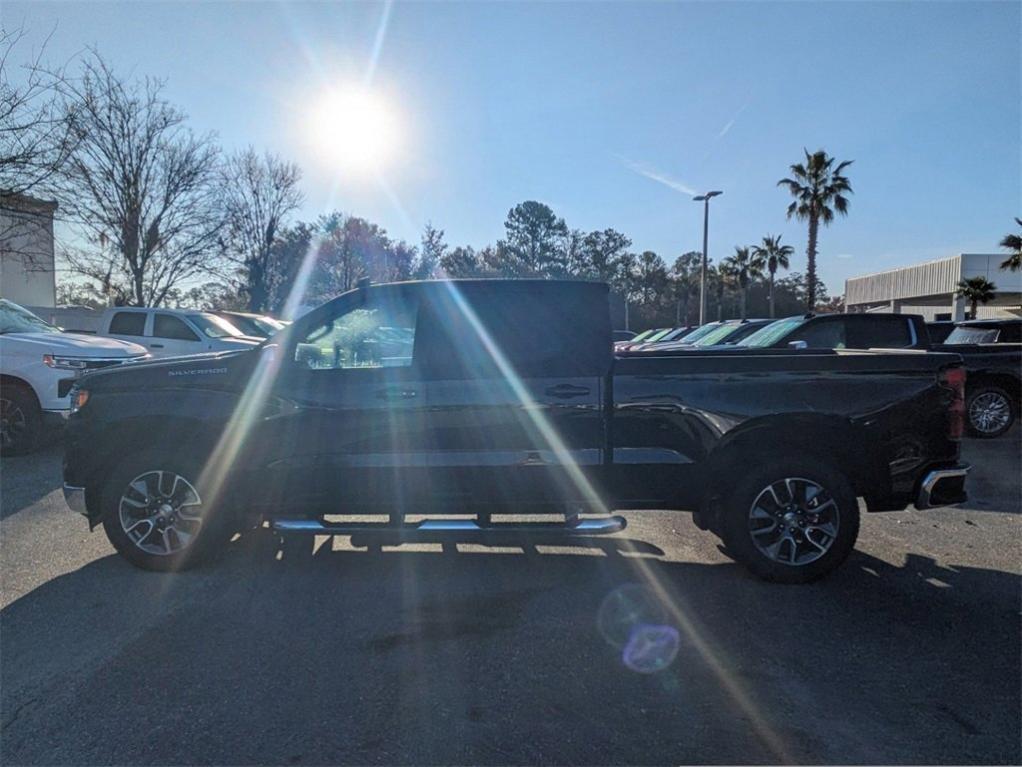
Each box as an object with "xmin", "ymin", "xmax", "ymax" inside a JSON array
[
  {"xmin": 2, "ymin": 527, "xmax": 1019, "ymax": 766},
  {"xmin": 0, "ymin": 443, "xmax": 63, "ymax": 520}
]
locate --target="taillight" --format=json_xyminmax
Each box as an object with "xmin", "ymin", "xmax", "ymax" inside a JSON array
[{"xmin": 940, "ymin": 366, "xmax": 966, "ymax": 440}]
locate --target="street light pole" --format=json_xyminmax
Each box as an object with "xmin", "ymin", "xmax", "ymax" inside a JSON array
[{"xmin": 693, "ymin": 190, "xmax": 723, "ymax": 325}]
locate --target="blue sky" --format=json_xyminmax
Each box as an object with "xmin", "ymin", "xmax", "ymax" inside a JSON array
[{"xmin": 6, "ymin": 1, "xmax": 1020, "ymax": 295}]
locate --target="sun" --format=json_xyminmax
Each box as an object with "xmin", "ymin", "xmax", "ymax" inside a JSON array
[{"xmin": 309, "ymin": 87, "xmax": 401, "ymax": 174}]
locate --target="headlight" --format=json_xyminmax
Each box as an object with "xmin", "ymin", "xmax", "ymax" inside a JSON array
[
  {"xmin": 69, "ymin": 384, "xmax": 90, "ymax": 414},
  {"xmin": 43, "ymin": 354, "xmax": 90, "ymax": 371}
]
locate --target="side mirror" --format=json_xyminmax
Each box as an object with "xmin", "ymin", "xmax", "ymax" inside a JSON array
[{"xmin": 788, "ymin": 340, "xmax": 808, "ymax": 350}]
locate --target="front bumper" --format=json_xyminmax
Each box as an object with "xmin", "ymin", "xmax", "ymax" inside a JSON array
[
  {"xmin": 914, "ymin": 464, "xmax": 970, "ymax": 510},
  {"xmin": 63, "ymin": 483, "xmax": 88, "ymax": 516}
]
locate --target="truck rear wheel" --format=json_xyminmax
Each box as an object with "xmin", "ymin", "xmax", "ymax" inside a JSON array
[
  {"xmin": 966, "ymin": 385, "xmax": 1015, "ymax": 438},
  {"xmin": 100, "ymin": 451, "xmax": 233, "ymax": 571},
  {"xmin": 719, "ymin": 458, "xmax": 859, "ymax": 583},
  {"xmin": 0, "ymin": 383, "xmax": 41, "ymax": 456}
]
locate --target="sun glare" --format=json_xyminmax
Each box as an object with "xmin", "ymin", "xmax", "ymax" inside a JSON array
[{"xmin": 309, "ymin": 87, "xmax": 401, "ymax": 174}]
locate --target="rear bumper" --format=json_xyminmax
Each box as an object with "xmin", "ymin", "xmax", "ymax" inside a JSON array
[{"xmin": 914, "ymin": 464, "xmax": 970, "ymax": 510}]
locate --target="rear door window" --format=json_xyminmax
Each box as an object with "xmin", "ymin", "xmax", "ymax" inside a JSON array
[
  {"xmin": 108, "ymin": 311, "xmax": 146, "ymax": 336},
  {"xmin": 998, "ymin": 324, "xmax": 1021, "ymax": 343},
  {"xmin": 788, "ymin": 320, "xmax": 846, "ymax": 348},
  {"xmin": 154, "ymin": 313, "xmax": 201, "ymax": 341},
  {"xmin": 414, "ymin": 282, "xmax": 611, "ymax": 379},
  {"xmin": 847, "ymin": 317, "xmax": 913, "ymax": 348}
]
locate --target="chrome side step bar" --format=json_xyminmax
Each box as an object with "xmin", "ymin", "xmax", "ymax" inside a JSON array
[{"xmin": 271, "ymin": 516, "xmax": 627, "ymax": 537}]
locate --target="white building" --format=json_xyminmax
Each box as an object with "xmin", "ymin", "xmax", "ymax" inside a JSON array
[
  {"xmin": 845, "ymin": 253, "xmax": 1022, "ymax": 321},
  {"xmin": 0, "ymin": 193, "xmax": 58, "ymax": 308}
]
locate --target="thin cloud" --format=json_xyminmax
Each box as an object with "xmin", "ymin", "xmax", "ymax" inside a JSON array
[
  {"xmin": 717, "ymin": 102, "xmax": 749, "ymax": 139},
  {"xmin": 617, "ymin": 156, "xmax": 698, "ymax": 196},
  {"xmin": 836, "ymin": 253, "xmax": 855, "ymax": 259}
]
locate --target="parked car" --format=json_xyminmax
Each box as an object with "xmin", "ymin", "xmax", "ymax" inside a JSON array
[
  {"xmin": 641, "ymin": 320, "xmax": 724, "ymax": 348},
  {"xmin": 614, "ymin": 327, "xmax": 669, "ymax": 351},
  {"xmin": 621, "ymin": 325, "xmax": 703, "ymax": 353},
  {"xmin": 689, "ymin": 318, "xmax": 772, "ymax": 346},
  {"xmin": 645, "ymin": 319, "xmax": 773, "ymax": 351},
  {"xmin": 212, "ymin": 311, "xmax": 286, "ymax": 339},
  {"xmin": 732, "ymin": 313, "xmax": 930, "ymax": 350},
  {"xmin": 64, "ymin": 279, "xmax": 968, "ymax": 582},
  {"xmin": 926, "ymin": 321, "xmax": 957, "ymax": 344},
  {"xmin": 0, "ymin": 299, "xmax": 148, "ymax": 454},
  {"xmin": 628, "ymin": 325, "xmax": 700, "ymax": 350},
  {"xmin": 37, "ymin": 306, "xmax": 264, "ymax": 358},
  {"xmin": 934, "ymin": 319, "xmax": 1021, "ymax": 437},
  {"xmin": 612, "ymin": 330, "xmax": 636, "ymax": 343}
]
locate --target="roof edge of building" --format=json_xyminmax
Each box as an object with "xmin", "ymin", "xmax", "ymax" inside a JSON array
[{"xmin": 844, "ymin": 254, "xmax": 962, "ymax": 284}]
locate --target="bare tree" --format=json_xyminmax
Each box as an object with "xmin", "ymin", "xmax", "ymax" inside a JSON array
[
  {"xmin": 0, "ymin": 28, "xmax": 78, "ymax": 197},
  {"xmin": 220, "ymin": 148, "xmax": 303, "ymax": 312},
  {"xmin": 1, "ymin": 28, "xmax": 78, "ymax": 278},
  {"xmin": 55, "ymin": 52, "xmax": 224, "ymax": 307}
]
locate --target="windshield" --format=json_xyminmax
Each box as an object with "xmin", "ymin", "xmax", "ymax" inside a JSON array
[
  {"xmin": 0, "ymin": 299, "xmax": 61, "ymax": 335},
  {"xmin": 253, "ymin": 316, "xmax": 285, "ymax": 334},
  {"xmin": 945, "ymin": 326, "xmax": 999, "ymax": 344},
  {"xmin": 225, "ymin": 314, "xmax": 285, "ymax": 337},
  {"xmin": 671, "ymin": 323, "xmax": 721, "ymax": 344},
  {"xmin": 188, "ymin": 313, "xmax": 245, "ymax": 338},
  {"xmin": 626, "ymin": 329, "xmax": 656, "ymax": 343},
  {"xmin": 643, "ymin": 328, "xmax": 672, "ymax": 343},
  {"xmin": 737, "ymin": 317, "xmax": 807, "ymax": 347},
  {"xmin": 689, "ymin": 323, "xmax": 745, "ymax": 346},
  {"xmin": 658, "ymin": 327, "xmax": 692, "ymax": 343}
]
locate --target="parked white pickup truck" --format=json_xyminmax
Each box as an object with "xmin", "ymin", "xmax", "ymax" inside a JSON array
[
  {"xmin": 0, "ymin": 300, "xmax": 148, "ymax": 454},
  {"xmin": 28, "ymin": 306, "xmax": 263, "ymax": 358}
]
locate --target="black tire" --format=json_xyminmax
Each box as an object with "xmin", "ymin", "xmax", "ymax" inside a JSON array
[
  {"xmin": 965, "ymin": 385, "xmax": 1016, "ymax": 438},
  {"xmin": 100, "ymin": 450, "xmax": 234, "ymax": 571},
  {"xmin": 718, "ymin": 457, "xmax": 860, "ymax": 584},
  {"xmin": 0, "ymin": 383, "xmax": 41, "ymax": 456}
]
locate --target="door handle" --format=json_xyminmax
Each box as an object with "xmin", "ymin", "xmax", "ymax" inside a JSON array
[
  {"xmin": 375, "ymin": 388, "xmax": 418, "ymax": 401},
  {"xmin": 149, "ymin": 343, "xmax": 164, "ymax": 349},
  {"xmin": 544, "ymin": 384, "xmax": 591, "ymax": 399}
]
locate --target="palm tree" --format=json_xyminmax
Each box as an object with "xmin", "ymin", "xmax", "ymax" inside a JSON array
[
  {"xmin": 777, "ymin": 149, "xmax": 854, "ymax": 310},
  {"xmin": 711, "ymin": 263, "xmax": 734, "ymax": 321},
  {"xmin": 753, "ymin": 234, "xmax": 794, "ymax": 318},
  {"xmin": 956, "ymin": 276, "xmax": 997, "ymax": 320},
  {"xmin": 999, "ymin": 217, "xmax": 1021, "ymax": 271},
  {"xmin": 723, "ymin": 246, "xmax": 765, "ymax": 320}
]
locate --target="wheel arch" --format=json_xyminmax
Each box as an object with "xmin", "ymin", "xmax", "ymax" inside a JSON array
[
  {"xmin": 0, "ymin": 374, "xmax": 41, "ymax": 406},
  {"xmin": 966, "ymin": 372, "xmax": 1021, "ymax": 405},
  {"xmin": 81, "ymin": 415, "xmax": 221, "ymax": 521},
  {"xmin": 703, "ymin": 414, "xmax": 880, "ymax": 502}
]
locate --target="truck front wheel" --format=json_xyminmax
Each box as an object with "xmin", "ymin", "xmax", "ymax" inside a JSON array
[
  {"xmin": 0, "ymin": 383, "xmax": 41, "ymax": 455},
  {"xmin": 718, "ymin": 458, "xmax": 860, "ymax": 583},
  {"xmin": 100, "ymin": 451, "xmax": 233, "ymax": 571}
]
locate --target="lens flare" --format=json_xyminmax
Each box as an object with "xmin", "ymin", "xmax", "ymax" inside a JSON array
[{"xmin": 309, "ymin": 87, "xmax": 401, "ymax": 174}]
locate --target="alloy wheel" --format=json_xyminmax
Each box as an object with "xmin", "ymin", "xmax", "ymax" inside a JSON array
[
  {"xmin": 0, "ymin": 396, "xmax": 26, "ymax": 449},
  {"xmin": 118, "ymin": 470, "xmax": 204, "ymax": 556},
  {"xmin": 968, "ymin": 392, "xmax": 1011, "ymax": 435},
  {"xmin": 747, "ymin": 477, "xmax": 840, "ymax": 566}
]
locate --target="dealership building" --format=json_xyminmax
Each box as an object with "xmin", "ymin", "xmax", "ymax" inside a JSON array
[
  {"xmin": 844, "ymin": 253, "xmax": 1022, "ymax": 321},
  {"xmin": 0, "ymin": 192, "xmax": 58, "ymax": 308}
]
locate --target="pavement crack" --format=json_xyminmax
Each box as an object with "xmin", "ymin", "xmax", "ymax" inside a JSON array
[{"xmin": 1, "ymin": 696, "xmax": 39, "ymax": 732}]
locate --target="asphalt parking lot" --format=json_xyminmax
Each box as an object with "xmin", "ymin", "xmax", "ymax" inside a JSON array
[{"xmin": 1, "ymin": 434, "xmax": 1019, "ymax": 765}]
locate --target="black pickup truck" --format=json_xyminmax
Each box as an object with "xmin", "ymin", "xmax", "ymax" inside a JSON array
[
  {"xmin": 936, "ymin": 319, "xmax": 1021, "ymax": 437},
  {"xmin": 63, "ymin": 280, "xmax": 969, "ymax": 582}
]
